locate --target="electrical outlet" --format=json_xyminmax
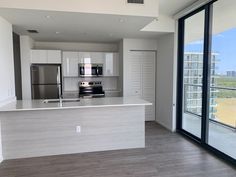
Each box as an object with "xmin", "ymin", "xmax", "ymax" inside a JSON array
[{"xmin": 76, "ymin": 126, "xmax": 81, "ymax": 133}]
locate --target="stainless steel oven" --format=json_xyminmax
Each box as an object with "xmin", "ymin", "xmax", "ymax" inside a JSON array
[
  {"xmin": 79, "ymin": 81, "xmax": 105, "ymax": 98},
  {"xmin": 79, "ymin": 64, "xmax": 103, "ymax": 77}
]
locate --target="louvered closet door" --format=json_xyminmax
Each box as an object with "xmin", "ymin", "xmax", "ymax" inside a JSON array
[
  {"xmin": 128, "ymin": 51, "xmax": 156, "ymax": 121},
  {"xmin": 126, "ymin": 56, "xmax": 142, "ymax": 97},
  {"xmin": 141, "ymin": 52, "xmax": 156, "ymax": 121}
]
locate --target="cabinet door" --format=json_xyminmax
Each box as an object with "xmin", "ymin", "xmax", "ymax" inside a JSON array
[
  {"xmin": 47, "ymin": 50, "xmax": 61, "ymax": 63},
  {"xmin": 91, "ymin": 52, "xmax": 104, "ymax": 64},
  {"xmin": 31, "ymin": 50, "xmax": 47, "ymax": 63},
  {"xmin": 103, "ymin": 53, "xmax": 119, "ymax": 76},
  {"xmin": 62, "ymin": 52, "xmax": 79, "ymax": 77},
  {"xmin": 79, "ymin": 52, "xmax": 92, "ymax": 64},
  {"xmin": 113, "ymin": 53, "xmax": 119, "ymax": 76}
]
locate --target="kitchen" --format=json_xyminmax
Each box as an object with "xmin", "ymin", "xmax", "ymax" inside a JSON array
[
  {"xmin": 30, "ymin": 50, "xmax": 120, "ymax": 99},
  {"xmin": 0, "ymin": 6, "xmax": 161, "ymax": 161},
  {"xmin": 0, "ymin": 42, "xmax": 154, "ymax": 159}
]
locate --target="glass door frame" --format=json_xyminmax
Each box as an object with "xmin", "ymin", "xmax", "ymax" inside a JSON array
[{"xmin": 177, "ymin": 0, "xmax": 236, "ymax": 165}]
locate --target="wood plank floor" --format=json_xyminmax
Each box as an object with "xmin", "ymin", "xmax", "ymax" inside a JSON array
[{"xmin": 0, "ymin": 122, "xmax": 235, "ymax": 177}]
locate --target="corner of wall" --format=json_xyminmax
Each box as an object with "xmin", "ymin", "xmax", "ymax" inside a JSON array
[
  {"xmin": 156, "ymin": 33, "xmax": 176, "ymax": 132},
  {"xmin": 155, "ymin": 120, "xmax": 171, "ymax": 131},
  {"xmin": 20, "ymin": 35, "xmax": 34, "ymax": 100}
]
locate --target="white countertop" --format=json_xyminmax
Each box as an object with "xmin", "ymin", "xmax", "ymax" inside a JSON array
[{"xmin": 0, "ymin": 97, "xmax": 151, "ymax": 112}]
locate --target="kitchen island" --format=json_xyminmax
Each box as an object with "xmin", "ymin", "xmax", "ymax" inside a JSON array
[{"xmin": 0, "ymin": 97, "xmax": 151, "ymax": 160}]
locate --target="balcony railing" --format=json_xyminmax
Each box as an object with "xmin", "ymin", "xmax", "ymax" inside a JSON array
[{"xmin": 184, "ymin": 83, "xmax": 236, "ymax": 131}]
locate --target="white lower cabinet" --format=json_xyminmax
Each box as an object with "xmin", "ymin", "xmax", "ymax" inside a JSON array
[
  {"xmin": 124, "ymin": 51, "xmax": 156, "ymax": 121},
  {"xmin": 62, "ymin": 52, "xmax": 79, "ymax": 77}
]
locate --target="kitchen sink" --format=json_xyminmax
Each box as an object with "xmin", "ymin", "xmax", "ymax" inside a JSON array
[{"xmin": 43, "ymin": 98, "xmax": 80, "ymax": 103}]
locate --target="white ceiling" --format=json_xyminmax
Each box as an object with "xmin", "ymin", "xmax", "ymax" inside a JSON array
[
  {"xmin": 159, "ymin": 0, "xmax": 198, "ymax": 16},
  {"xmin": 0, "ymin": 0, "xmax": 198, "ymax": 43},
  {"xmin": 0, "ymin": 8, "xmax": 164, "ymax": 42}
]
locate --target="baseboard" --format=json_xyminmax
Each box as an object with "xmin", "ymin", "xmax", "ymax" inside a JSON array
[{"xmin": 0, "ymin": 96, "xmax": 16, "ymax": 107}]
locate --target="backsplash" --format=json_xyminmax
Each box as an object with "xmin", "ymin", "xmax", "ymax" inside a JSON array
[{"xmin": 63, "ymin": 77, "xmax": 119, "ymax": 92}]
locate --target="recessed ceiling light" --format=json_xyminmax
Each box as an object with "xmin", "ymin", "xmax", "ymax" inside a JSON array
[
  {"xmin": 55, "ymin": 31, "xmax": 60, "ymax": 34},
  {"xmin": 45, "ymin": 15, "xmax": 51, "ymax": 19},
  {"xmin": 119, "ymin": 18, "xmax": 125, "ymax": 23}
]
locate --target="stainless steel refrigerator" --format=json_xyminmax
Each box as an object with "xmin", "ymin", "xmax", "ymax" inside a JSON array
[{"xmin": 31, "ymin": 64, "xmax": 62, "ymax": 99}]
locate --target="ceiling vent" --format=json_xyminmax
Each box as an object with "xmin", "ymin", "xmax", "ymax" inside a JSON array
[
  {"xmin": 27, "ymin": 30, "xmax": 39, "ymax": 34},
  {"xmin": 127, "ymin": 0, "xmax": 144, "ymax": 4}
]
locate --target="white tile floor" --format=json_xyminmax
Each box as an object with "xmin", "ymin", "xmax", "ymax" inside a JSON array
[{"xmin": 183, "ymin": 113, "xmax": 236, "ymax": 159}]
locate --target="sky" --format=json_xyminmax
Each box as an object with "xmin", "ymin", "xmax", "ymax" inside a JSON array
[{"xmin": 185, "ymin": 28, "xmax": 236, "ymax": 74}]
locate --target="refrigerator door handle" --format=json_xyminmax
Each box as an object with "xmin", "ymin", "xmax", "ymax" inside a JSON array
[
  {"xmin": 57, "ymin": 66, "xmax": 61, "ymax": 84},
  {"xmin": 57, "ymin": 66, "xmax": 62, "ymax": 99}
]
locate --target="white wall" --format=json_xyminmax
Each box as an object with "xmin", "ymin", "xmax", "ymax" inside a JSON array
[
  {"xmin": 0, "ymin": 17, "xmax": 15, "ymax": 104},
  {"xmin": 0, "ymin": 16, "xmax": 15, "ymax": 163},
  {"xmin": 34, "ymin": 41, "xmax": 118, "ymax": 52},
  {"xmin": 20, "ymin": 36, "xmax": 34, "ymax": 100},
  {"xmin": 0, "ymin": 0, "xmax": 159, "ymax": 18},
  {"xmin": 156, "ymin": 33, "xmax": 175, "ymax": 131},
  {"xmin": 122, "ymin": 38, "xmax": 158, "ymax": 97}
]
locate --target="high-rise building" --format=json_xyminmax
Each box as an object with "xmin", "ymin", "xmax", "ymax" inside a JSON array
[
  {"xmin": 183, "ymin": 52, "xmax": 218, "ymax": 119},
  {"xmin": 227, "ymin": 71, "xmax": 236, "ymax": 77}
]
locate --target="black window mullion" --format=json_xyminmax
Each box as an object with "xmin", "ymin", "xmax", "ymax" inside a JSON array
[
  {"xmin": 201, "ymin": 3, "xmax": 213, "ymax": 144},
  {"xmin": 176, "ymin": 18, "xmax": 185, "ymax": 130}
]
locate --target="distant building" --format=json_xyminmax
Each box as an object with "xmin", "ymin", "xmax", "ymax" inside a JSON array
[
  {"xmin": 184, "ymin": 52, "xmax": 218, "ymax": 119},
  {"xmin": 226, "ymin": 71, "xmax": 236, "ymax": 77}
]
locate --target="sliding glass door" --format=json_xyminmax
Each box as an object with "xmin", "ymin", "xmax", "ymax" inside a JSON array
[
  {"xmin": 208, "ymin": 0, "xmax": 236, "ymax": 160},
  {"xmin": 181, "ymin": 9, "xmax": 205, "ymax": 138},
  {"xmin": 178, "ymin": 0, "xmax": 236, "ymax": 164}
]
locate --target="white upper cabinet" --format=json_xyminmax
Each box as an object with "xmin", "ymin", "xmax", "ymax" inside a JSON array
[
  {"xmin": 78, "ymin": 52, "xmax": 119, "ymax": 76},
  {"xmin": 31, "ymin": 50, "xmax": 47, "ymax": 63},
  {"xmin": 91, "ymin": 52, "xmax": 105, "ymax": 64},
  {"xmin": 103, "ymin": 53, "xmax": 119, "ymax": 76},
  {"xmin": 79, "ymin": 52, "xmax": 104, "ymax": 64},
  {"xmin": 47, "ymin": 50, "xmax": 61, "ymax": 63},
  {"xmin": 31, "ymin": 50, "xmax": 61, "ymax": 64},
  {"xmin": 78, "ymin": 52, "xmax": 91, "ymax": 64},
  {"xmin": 62, "ymin": 52, "xmax": 79, "ymax": 77}
]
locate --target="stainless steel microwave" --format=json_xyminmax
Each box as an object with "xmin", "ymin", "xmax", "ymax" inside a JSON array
[{"xmin": 79, "ymin": 64, "xmax": 103, "ymax": 77}]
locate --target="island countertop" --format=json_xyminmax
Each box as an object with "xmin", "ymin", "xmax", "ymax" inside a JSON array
[{"xmin": 0, "ymin": 97, "xmax": 152, "ymax": 112}]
